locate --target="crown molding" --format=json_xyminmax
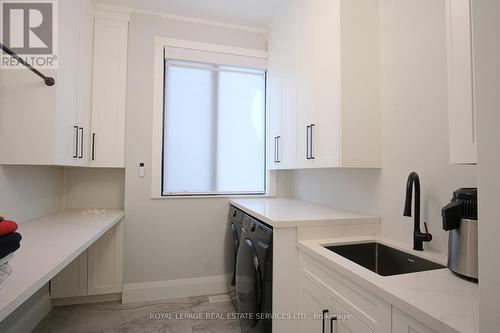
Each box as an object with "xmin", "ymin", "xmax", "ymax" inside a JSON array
[{"xmin": 94, "ymin": 2, "xmax": 267, "ymax": 34}]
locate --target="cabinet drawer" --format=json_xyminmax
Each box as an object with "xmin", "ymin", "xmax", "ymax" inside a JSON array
[
  {"xmin": 299, "ymin": 274, "xmax": 374, "ymax": 333},
  {"xmin": 299, "ymin": 253, "xmax": 391, "ymax": 333},
  {"xmin": 393, "ymin": 307, "xmax": 438, "ymax": 333}
]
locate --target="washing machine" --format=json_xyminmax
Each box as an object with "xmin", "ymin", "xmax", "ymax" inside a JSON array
[{"xmin": 236, "ymin": 215, "xmax": 273, "ymax": 333}]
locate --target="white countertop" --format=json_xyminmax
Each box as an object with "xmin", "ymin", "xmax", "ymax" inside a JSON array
[
  {"xmin": 0, "ymin": 209, "xmax": 124, "ymax": 322},
  {"xmin": 229, "ymin": 198, "xmax": 380, "ymax": 228},
  {"xmin": 298, "ymin": 236, "xmax": 478, "ymax": 333}
]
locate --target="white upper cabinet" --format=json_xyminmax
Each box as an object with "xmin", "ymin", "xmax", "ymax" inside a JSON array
[
  {"xmin": 446, "ymin": 0, "xmax": 477, "ymax": 164},
  {"xmin": 0, "ymin": 3, "xmax": 128, "ymax": 168},
  {"xmin": 280, "ymin": 1, "xmax": 298, "ymax": 169},
  {"xmin": 268, "ymin": 3, "xmax": 297, "ymax": 170},
  {"xmin": 90, "ymin": 15, "xmax": 129, "ymax": 168},
  {"xmin": 267, "ymin": 0, "xmax": 381, "ymax": 170},
  {"xmin": 267, "ymin": 12, "xmax": 283, "ymax": 169},
  {"xmin": 75, "ymin": 0, "xmax": 96, "ymax": 167},
  {"xmin": 0, "ymin": 0, "xmax": 95, "ymax": 166}
]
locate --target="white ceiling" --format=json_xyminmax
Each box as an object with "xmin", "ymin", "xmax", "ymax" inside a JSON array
[{"xmin": 95, "ymin": 0, "xmax": 280, "ymax": 29}]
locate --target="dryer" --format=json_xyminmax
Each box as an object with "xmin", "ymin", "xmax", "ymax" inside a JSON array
[{"xmin": 236, "ymin": 215, "xmax": 272, "ymax": 333}]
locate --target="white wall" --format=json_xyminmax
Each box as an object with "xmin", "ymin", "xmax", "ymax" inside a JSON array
[
  {"xmin": 472, "ymin": 0, "xmax": 500, "ymax": 331},
  {"xmin": 0, "ymin": 166, "xmax": 63, "ymax": 223},
  {"xmin": 63, "ymin": 168, "xmax": 125, "ymax": 209},
  {"xmin": 123, "ymin": 13, "xmax": 270, "ymax": 284},
  {"xmin": 283, "ymin": 0, "xmax": 476, "ymax": 255},
  {"xmin": 0, "ymin": 166, "xmax": 125, "ymax": 217}
]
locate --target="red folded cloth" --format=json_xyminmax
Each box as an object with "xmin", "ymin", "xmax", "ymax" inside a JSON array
[{"xmin": 0, "ymin": 220, "xmax": 18, "ymax": 236}]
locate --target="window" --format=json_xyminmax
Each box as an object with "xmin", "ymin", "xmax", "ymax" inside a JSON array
[{"xmin": 162, "ymin": 59, "xmax": 266, "ymax": 196}]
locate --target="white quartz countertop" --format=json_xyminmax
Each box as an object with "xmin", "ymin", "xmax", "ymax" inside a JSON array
[
  {"xmin": 298, "ymin": 236, "xmax": 478, "ymax": 333},
  {"xmin": 229, "ymin": 198, "xmax": 380, "ymax": 228},
  {"xmin": 0, "ymin": 209, "xmax": 125, "ymax": 322}
]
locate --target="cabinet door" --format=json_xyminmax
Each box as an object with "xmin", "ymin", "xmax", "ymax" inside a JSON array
[
  {"xmin": 393, "ymin": 308, "xmax": 438, "ymax": 333},
  {"xmin": 75, "ymin": 0, "xmax": 95, "ymax": 167},
  {"xmin": 268, "ymin": 77, "xmax": 283, "ymax": 169},
  {"xmin": 90, "ymin": 18, "xmax": 128, "ymax": 168},
  {"xmin": 298, "ymin": 275, "xmax": 334, "ymax": 333},
  {"xmin": 268, "ymin": 1, "xmax": 297, "ymax": 170},
  {"xmin": 50, "ymin": 252, "xmax": 88, "ymax": 299},
  {"xmin": 0, "ymin": 0, "xmax": 82, "ymax": 166},
  {"xmin": 53, "ymin": 0, "xmax": 81, "ymax": 166},
  {"xmin": 87, "ymin": 221, "xmax": 124, "ymax": 295},
  {"xmin": 295, "ymin": 0, "xmax": 317, "ymax": 168},
  {"xmin": 311, "ymin": 0, "xmax": 341, "ymax": 168},
  {"xmin": 295, "ymin": 0, "xmax": 341, "ymax": 168},
  {"xmin": 267, "ymin": 15, "xmax": 283, "ymax": 170},
  {"xmin": 280, "ymin": 0, "xmax": 298, "ymax": 168},
  {"xmin": 446, "ymin": 0, "xmax": 477, "ymax": 164}
]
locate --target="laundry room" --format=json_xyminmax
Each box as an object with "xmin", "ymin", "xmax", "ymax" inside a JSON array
[{"xmin": 0, "ymin": 0, "xmax": 499, "ymax": 332}]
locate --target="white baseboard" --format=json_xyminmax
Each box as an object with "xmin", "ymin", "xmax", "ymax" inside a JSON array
[
  {"xmin": 122, "ymin": 274, "xmax": 230, "ymax": 304},
  {"xmin": 52, "ymin": 292, "xmax": 122, "ymax": 307}
]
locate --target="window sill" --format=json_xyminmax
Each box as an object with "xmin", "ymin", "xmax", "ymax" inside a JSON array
[{"xmin": 150, "ymin": 194, "xmax": 275, "ymax": 200}]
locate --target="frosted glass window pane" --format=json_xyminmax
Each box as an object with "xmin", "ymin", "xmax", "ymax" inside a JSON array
[
  {"xmin": 216, "ymin": 71, "xmax": 265, "ymax": 192},
  {"xmin": 164, "ymin": 66, "xmax": 213, "ymax": 193},
  {"xmin": 162, "ymin": 60, "xmax": 266, "ymax": 195}
]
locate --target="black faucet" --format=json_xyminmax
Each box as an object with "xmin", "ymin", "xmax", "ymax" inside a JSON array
[{"xmin": 403, "ymin": 172, "xmax": 432, "ymax": 251}]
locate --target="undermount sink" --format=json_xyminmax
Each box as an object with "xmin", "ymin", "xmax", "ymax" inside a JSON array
[{"xmin": 324, "ymin": 242, "xmax": 445, "ymax": 276}]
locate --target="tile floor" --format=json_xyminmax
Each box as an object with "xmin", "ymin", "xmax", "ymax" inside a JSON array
[{"xmin": 33, "ymin": 294, "xmax": 242, "ymax": 333}]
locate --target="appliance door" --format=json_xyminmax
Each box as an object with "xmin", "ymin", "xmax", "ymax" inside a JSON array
[
  {"xmin": 228, "ymin": 221, "xmax": 240, "ymax": 286},
  {"xmin": 236, "ymin": 237, "xmax": 263, "ymax": 329}
]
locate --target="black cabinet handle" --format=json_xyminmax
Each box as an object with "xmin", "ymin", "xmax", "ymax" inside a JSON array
[
  {"xmin": 91, "ymin": 133, "xmax": 95, "ymax": 161},
  {"xmin": 330, "ymin": 315, "xmax": 337, "ymax": 333},
  {"xmin": 73, "ymin": 126, "xmax": 78, "ymax": 158},
  {"xmin": 274, "ymin": 136, "xmax": 281, "ymax": 163},
  {"xmin": 322, "ymin": 309, "xmax": 329, "ymax": 333},
  {"xmin": 78, "ymin": 127, "xmax": 83, "ymax": 158},
  {"xmin": 309, "ymin": 124, "xmax": 315, "ymax": 159}
]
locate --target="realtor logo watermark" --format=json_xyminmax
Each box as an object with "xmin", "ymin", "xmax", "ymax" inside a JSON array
[{"xmin": 1, "ymin": 0, "xmax": 58, "ymax": 68}]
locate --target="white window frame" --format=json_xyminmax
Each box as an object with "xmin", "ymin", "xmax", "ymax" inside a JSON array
[{"xmin": 151, "ymin": 37, "xmax": 275, "ymax": 198}]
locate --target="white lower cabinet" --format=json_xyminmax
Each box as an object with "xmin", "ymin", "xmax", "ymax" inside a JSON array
[
  {"xmin": 50, "ymin": 220, "xmax": 123, "ymax": 299},
  {"xmin": 299, "ymin": 275, "xmax": 374, "ymax": 333},
  {"xmin": 87, "ymin": 220, "xmax": 124, "ymax": 295},
  {"xmin": 299, "ymin": 251, "xmax": 444, "ymax": 333},
  {"xmin": 50, "ymin": 252, "xmax": 88, "ymax": 299},
  {"xmin": 392, "ymin": 308, "xmax": 437, "ymax": 333},
  {"xmin": 299, "ymin": 253, "xmax": 391, "ymax": 333}
]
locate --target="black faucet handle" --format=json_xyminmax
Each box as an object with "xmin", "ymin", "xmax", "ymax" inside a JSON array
[{"xmin": 423, "ymin": 222, "xmax": 432, "ymax": 242}]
